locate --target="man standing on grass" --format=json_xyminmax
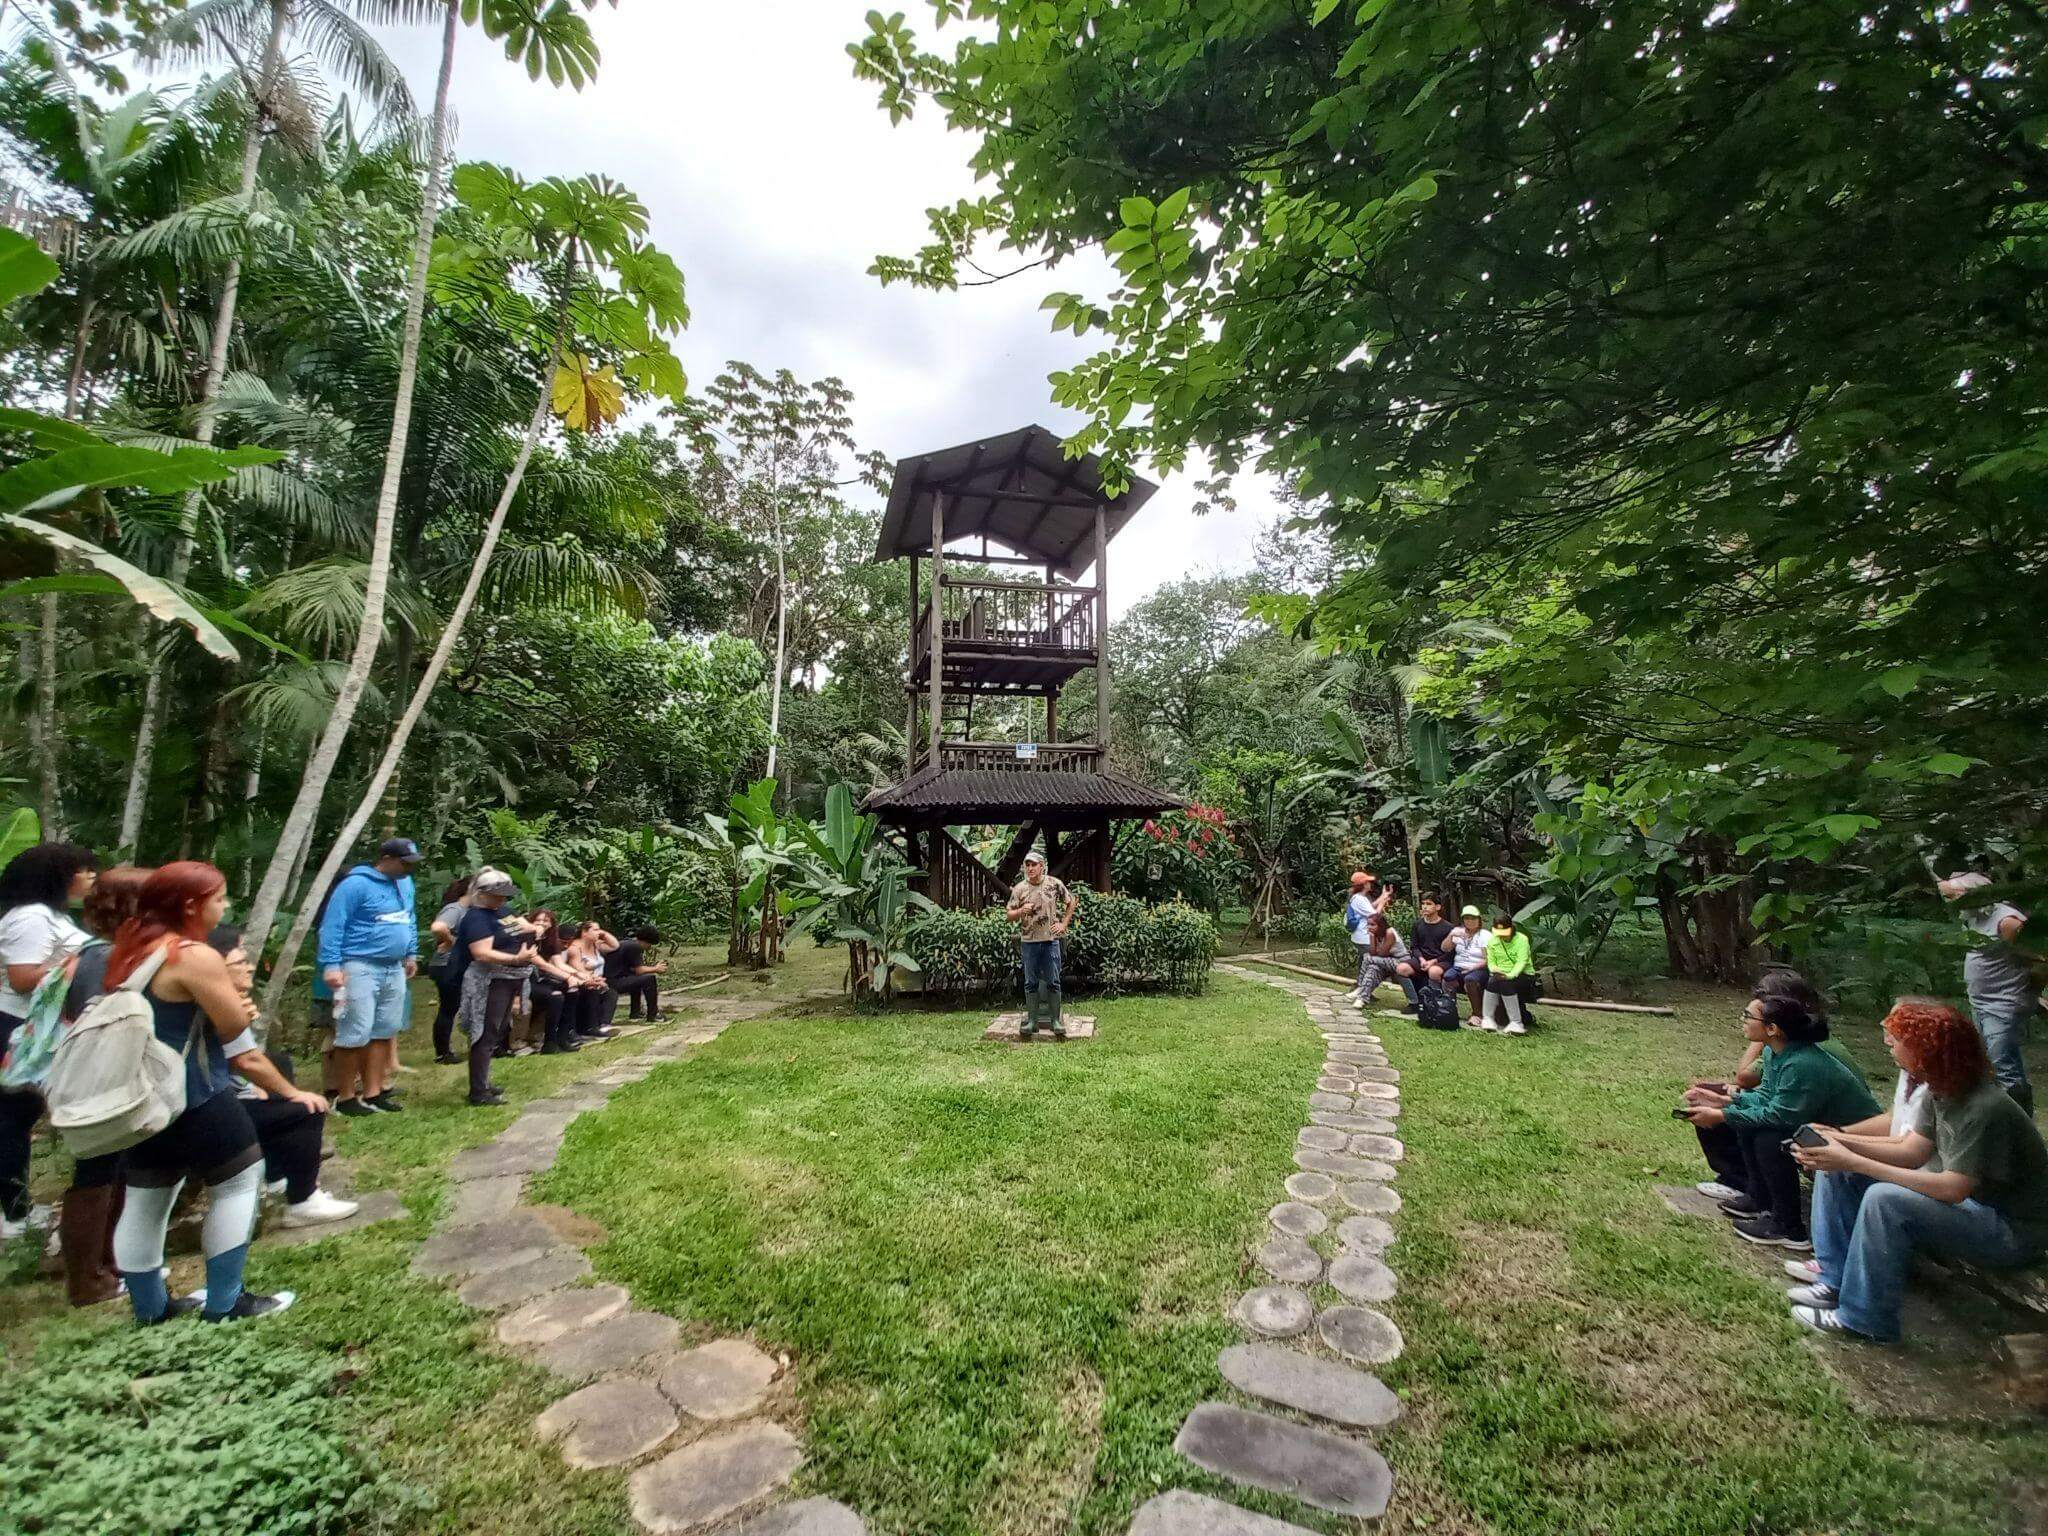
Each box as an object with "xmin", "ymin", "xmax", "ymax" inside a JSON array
[
  {"xmin": 1005, "ymin": 849, "xmax": 1077, "ymax": 1040},
  {"xmin": 1939, "ymin": 871, "xmax": 2036, "ymax": 1115},
  {"xmin": 317, "ymin": 838, "xmax": 421, "ymax": 1117}
]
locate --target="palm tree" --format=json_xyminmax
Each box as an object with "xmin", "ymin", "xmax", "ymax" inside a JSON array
[
  {"xmin": 241, "ymin": 0, "xmax": 609, "ymax": 954},
  {"xmin": 256, "ymin": 165, "xmax": 686, "ymax": 1010}
]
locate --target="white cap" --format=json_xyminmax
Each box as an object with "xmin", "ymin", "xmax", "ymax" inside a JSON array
[{"xmin": 1023, "ymin": 849, "xmax": 1046, "ymax": 865}]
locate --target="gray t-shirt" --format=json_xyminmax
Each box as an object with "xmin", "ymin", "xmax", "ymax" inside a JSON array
[
  {"xmin": 428, "ymin": 901, "xmax": 466, "ymax": 974},
  {"xmin": 1914, "ymin": 1079, "xmax": 2048, "ymax": 1249},
  {"xmin": 1963, "ymin": 902, "xmax": 2032, "ymax": 1014}
]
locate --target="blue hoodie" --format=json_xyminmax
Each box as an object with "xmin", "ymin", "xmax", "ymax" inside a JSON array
[{"xmin": 317, "ymin": 863, "xmax": 418, "ymax": 967}]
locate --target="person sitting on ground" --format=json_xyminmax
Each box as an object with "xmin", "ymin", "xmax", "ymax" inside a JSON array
[
  {"xmin": 1353, "ymin": 913, "xmax": 1418, "ymax": 1011},
  {"xmin": 1681, "ymin": 992, "xmax": 1881, "ymax": 1251},
  {"xmin": 0, "ymin": 841, "xmax": 99, "ymax": 1243},
  {"xmin": 1477, "ymin": 914, "xmax": 1536, "ymax": 1035},
  {"xmin": 605, "ymin": 926, "xmax": 666, "ymax": 1021},
  {"xmin": 1787, "ymin": 997, "xmax": 2048, "ymax": 1341},
  {"xmin": 1939, "ymin": 871, "xmax": 2036, "ymax": 1115},
  {"xmin": 453, "ymin": 872, "xmax": 535, "ymax": 1107},
  {"xmin": 1341, "ymin": 871, "xmax": 1396, "ymax": 1005},
  {"xmin": 1408, "ymin": 893, "xmax": 1455, "ymax": 1001},
  {"xmin": 209, "ymin": 925, "xmax": 356, "ymax": 1231},
  {"xmin": 315, "ymin": 839, "xmax": 421, "ymax": 1118},
  {"xmin": 1441, "ymin": 904, "xmax": 1492, "ymax": 1022},
  {"xmin": 427, "ymin": 876, "xmax": 475, "ymax": 1065},
  {"xmin": 52, "ymin": 865, "xmax": 151, "ymax": 1304},
  {"xmin": 105, "ymin": 862, "xmax": 328, "ymax": 1323}
]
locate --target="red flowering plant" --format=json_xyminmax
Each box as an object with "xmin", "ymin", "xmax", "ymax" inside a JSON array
[{"xmin": 1115, "ymin": 803, "xmax": 1244, "ymax": 914}]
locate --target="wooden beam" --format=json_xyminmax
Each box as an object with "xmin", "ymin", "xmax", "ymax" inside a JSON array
[
  {"xmin": 939, "ymin": 576, "xmax": 1099, "ymax": 596},
  {"xmin": 929, "ymin": 492, "xmax": 945, "ymax": 765},
  {"xmin": 905, "ymin": 552, "xmax": 920, "ymax": 774},
  {"xmin": 1093, "ymin": 504, "xmax": 1111, "ymax": 751},
  {"xmin": 1231, "ymin": 954, "xmax": 1678, "ymax": 1015},
  {"xmin": 1016, "ymin": 452, "xmax": 1096, "ymax": 562}
]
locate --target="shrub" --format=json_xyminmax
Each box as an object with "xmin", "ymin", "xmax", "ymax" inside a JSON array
[
  {"xmin": 0, "ymin": 1322, "xmax": 405, "ymax": 1536},
  {"xmin": 1318, "ymin": 913, "xmax": 1355, "ymax": 975},
  {"xmin": 901, "ymin": 888, "xmax": 1217, "ymax": 996}
]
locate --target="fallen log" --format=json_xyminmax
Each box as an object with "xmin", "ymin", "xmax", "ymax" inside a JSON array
[
  {"xmin": 1230, "ymin": 953, "xmax": 1677, "ymax": 1017},
  {"xmin": 660, "ymin": 973, "xmax": 731, "ymax": 996}
]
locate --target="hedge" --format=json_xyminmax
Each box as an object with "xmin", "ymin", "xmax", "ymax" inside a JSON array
[{"xmin": 901, "ymin": 888, "xmax": 1217, "ymax": 995}]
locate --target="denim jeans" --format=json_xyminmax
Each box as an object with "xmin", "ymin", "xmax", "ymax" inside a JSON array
[
  {"xmin": 1021, "ymin": 940, "xmax": 1061, "ymax": 1025},
  {"xmin": 1970, "ymin": 1000, "xmax": 2035, "ymax": 1114},
  {"xmin": 1811, "ymin": 1171, "xmax": 2044, "ymax": 1340},
  {"xmin": 336, "ymin": 958, "xmax": 410, "ymax": 1047}
]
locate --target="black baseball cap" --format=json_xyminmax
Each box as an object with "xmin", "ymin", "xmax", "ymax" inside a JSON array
[{"xmin": 379, "ymin": 838, "xmax": 422, "ymax": 863}]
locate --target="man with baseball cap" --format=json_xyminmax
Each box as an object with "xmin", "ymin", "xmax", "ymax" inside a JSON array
[
  {"xmin": 317, "ymin": 837, "xmax": 422, "ymax": 1116},
  {"xmin": 1004, "ymin": 848, "xmax": 1079, "ymax": 1039},
  {"xmin": 1939, "ymin": 871, "xmax": 2035, "ymax": 1113}
]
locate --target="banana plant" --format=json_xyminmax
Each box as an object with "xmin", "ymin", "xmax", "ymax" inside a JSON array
[{"xmin": 786, "ymin": 783, "xmax": 936, "ymax": 1001}]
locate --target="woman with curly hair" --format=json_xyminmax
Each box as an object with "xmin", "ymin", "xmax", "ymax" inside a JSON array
[{"xmin": 1789, "ymin": 998, "xmax": 2048, "ymax": 1341}]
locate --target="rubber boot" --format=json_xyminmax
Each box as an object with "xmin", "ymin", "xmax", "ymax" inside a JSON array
[
  {"xmin": 1048, "ymin": 983, "xmax": 1066, "ymax": 1041},
  {"xmin": 60, "ymin": 1185, "xmax": 122, "ymax": 1306},
  {"xmin": 1018, "ymin": 983, "xmax": 1038, "ymax": 1039}
]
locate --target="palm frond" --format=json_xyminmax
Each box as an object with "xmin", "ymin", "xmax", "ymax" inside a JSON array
[
  {"xmin": 297, "ymin": 0, "xmax": 418, "ymax": 122},
  {"xmin": 97, "ymin": 188, "xmax": 288, "ymax": 266},
  {"xmin": 220, "ymin": 659, "xmax": 380, "ymax": 742}
]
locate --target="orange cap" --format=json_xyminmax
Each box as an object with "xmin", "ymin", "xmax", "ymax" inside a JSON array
[{"xmin": 1350, "ymin": 871, "xmax": 1371, "ymax": 889}]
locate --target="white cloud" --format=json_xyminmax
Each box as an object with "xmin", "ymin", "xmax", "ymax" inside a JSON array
[{"xmin": 376, "ymin": 0, "xmax": 1284, "ymax": 614}]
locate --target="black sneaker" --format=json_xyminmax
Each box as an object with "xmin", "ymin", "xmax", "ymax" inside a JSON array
[
  {"xmin": 1401, "ymin": 1003, "xmax": 1420, "ymax": 1015},
  {"xmin": 334, "ymin": 1097, "xmax": 381, "ymax": 1118},
  {"xmin": 1720, "ymin": 1198, "xmax": 1766, "ymax": 1220},
  {"xmin": 205, "ymin": 1290, "xmax": 296, "ymax": 1323},
  {"xmin": 434, "ymin": 1052, "xmax": 461, "ymax": 1065},
  {"xmin": 141, "ymin": 1295, "xmax": 206, "ymax": 1327},
  {"xmin": 1734, "ymin": 1215, "xmax": 1812, "ymax": 1251},
  {"xmin": 366, "ymin": 1092, "xmax": 404, "ymax": 1114},
  {"xmin": 467, "ymin": 1089, "xmax": 506, "ymax": 1107}
]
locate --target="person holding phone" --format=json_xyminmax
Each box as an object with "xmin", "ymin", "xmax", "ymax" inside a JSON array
[
  {"xmin": 1787, "ymin": 998, "xmax": 2048, "ymax": 1340},
  {"xmin": 1341, "ymin": 872, "xmax": 1396, "ymax": 1005},
  {"xmin": 1681, "ymin": 993, "xmax": 1881, "ymax": 1251},
  {"xmin": 452, "ymin": 872, "xmax": 536, "ymax": 1106}
]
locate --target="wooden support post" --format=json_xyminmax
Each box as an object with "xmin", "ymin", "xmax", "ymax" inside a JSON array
[
  {"xmin": 1093, "ymin": 505, "xmax": 1110, "ymax": 754},
  {"xmin": 929, "ymin": 494, "xmax": 945, "ymax": 767},
  {"xmin": 1045, "ymin": 685, "xmax": 1058, "ymax": 747},
  {"xmin": 906, "ymin": 553, "xmax": 920, "ymax": 772}
]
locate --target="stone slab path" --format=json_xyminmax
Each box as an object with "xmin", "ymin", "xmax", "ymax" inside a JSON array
[
  {"xmin": 1143, "ymin": 964, "xmax": 1411, "ymax": 1529},
  {"xmin": 983, "ymin": 1012, "xmax": 1097, "ymax": 1041},
  {"xmin": 409, "ymin": 995, "xmax": 868, "ymax": 1534}
]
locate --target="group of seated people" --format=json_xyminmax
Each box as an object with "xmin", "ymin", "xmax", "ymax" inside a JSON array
[
  {"xmin": 1343, "ymin": 874, "xmax": 1539, "ymax": 1033},
  {"xmin": 1679, "ymin": 970, "xmax": 2047, "ymax": 1342}
]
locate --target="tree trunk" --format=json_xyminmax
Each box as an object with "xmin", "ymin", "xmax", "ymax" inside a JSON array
[
  {"xmin": 243, "ymin": 0, "xmax": 461, "ymax": 955},
  {"xmin": 764, "ymin": 496, "xmax": 787, "ymax": 781},
  {"xmin": 257, "ymin": 340, "xmax": 563, "ymax": 1016},
  {"xmin": 120, "ymin": 0, "xmax": 289, "ymax": 852}
]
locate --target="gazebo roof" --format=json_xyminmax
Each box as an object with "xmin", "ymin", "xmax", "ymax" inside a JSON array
[
  {"xmin": 873, "ymin": 424, "xmax": 1158, "ymax": 581},
  {"xmin": 861, "ymin": 765, "xmax": 1181, "ymax": 823}
]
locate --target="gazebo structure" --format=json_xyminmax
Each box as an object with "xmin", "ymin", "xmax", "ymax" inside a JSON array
[{"xmin": 861, "ymin": 425, "xmax": 1181, "ymax": 909}]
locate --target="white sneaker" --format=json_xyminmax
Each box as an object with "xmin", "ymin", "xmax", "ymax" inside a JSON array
[
  {"xmin": 1504, "ymin": 1020, "xmax": 1527, "ymax": 1035},
  {"xmin": 1, "ymin": 1203, "xmax": 55, "ymax": 1241},
  {"xmin": 1697, "ymin": 1181, "xmax": 1745, "ymax": 1202},
  {"xmin": 1782, "ymin": 1258, "xmax": 1822, "ymax": 1282},
  {"xmin": 264, "ymin": 1178, "xmax": 288, "ymax": 1199},
  {"xmin": 1791, "ymin": 1304, "xmax": 1870, "ymax": 1340},
  {"xmin": 1476, "ymin": 1018, "xmax": 1500, "ymax": 1032},
  {"xmin": 1787, "ymin": 1283, "xmax": 1840, "ymax": 1308},
  {"xmin": 280, "ymin": 1190, "xmax": 360, "ymax": 1229},
  {"xmin": 1341, "ymin": 989, "xmax": 1363, "ymax": 1004}
]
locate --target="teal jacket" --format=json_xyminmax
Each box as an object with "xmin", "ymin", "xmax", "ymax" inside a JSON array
[{"xmin": 1723, "ymin": 1042, "xmax": 1881, "ymax": 1130}]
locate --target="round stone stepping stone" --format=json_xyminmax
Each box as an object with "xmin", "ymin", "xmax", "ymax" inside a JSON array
[
  {"xmin": 1268, "ymin": 1201, "xmax": 1328, "ymax": 1238},
  {"xmin": 460, "ymin": 1248, "xmax": 592, "ymax": 1311},
  {"xmin": 535, "ymin": 1310, "xmax": 681, "ymax": 1382},
  {"xmin": 1283, "ymin": 1171, "xmax": 1336, "ymax": 1204},
  {"xmin": 1306, "ymin": 1091, "xmax": 1352, "ymax": 1114},
  {"xmin": 1319, "ymin": 1305, "xmax": 1404, "ymax": 1366},
  {"xmin": 498, "ymin": 1284, "xmax": 631, "ymax": 1347},
  {"xmin": 534, "ymin": 1377, "xmax": 678, "ymax": 1468},
  {"xmin": 412, "ymin": 1211, "xmax": 557, "ymax": 1279},
  {"xmin": 1217, "ymin": 1342, "xmax": 1405, "ymax": 1430},
  {"xmin": 1326, "ymin": 1252, "xmax": 1398, "ymax": 1303},
  {"xmin": 1295, "ymin": 1150, "xmax": 1396, "ymax": 1182},
  {"xmin": 1309, "ymin": 1110, "xmax": 1398, "ymax": 1135},
  {"xmin": 1351, "ymin": 1065, "xmax": 1400, "ymax": 1084},
  {"xmin": 1130, "ymin": 1490, "xmax": 1320, "ymax": 1535},
  {"xmin": 1350, "ymin": 1080, "xmax": 1399, "ymax": 1102},
  {"xmin": 1335, "ymin": 1214, "xmax": 1396, "ymax": 1252},
  {"xmin": 1294, "ymin": 1125, "xmax": 1347, "ymax": 1152},
  {"xmin": 1253, "ymin": 1234, "xmax": 1323, "ymax": 1286},
  {"xmin": 1234, "ymin": 1286, "xmax": 1313, "ymax": 1338},
  {"xmin": 1349, "ymin": 1133, "xmax": 1405, "ymax": 1162},
  {"xmin": 1339, "ymin": 1182, "xmax": 1401, "ymax": 1216},
  {"xmin": 1313, "ymin": 1075, "xmax": 1356, "ymax": 1094},
  {"xmin": 1328, "ymin": 1049, "xmax": 1388, "ymax": 1066},
  {"xmin": 1172, "ymin": 1402, "xmax": 1392, "ymax": 1518},
  {"xmin": 741, "ymin": 1499, "xmax": 868, "ymax": 1535},
  {"xmin": 629, "ymin": 1422, "xmax": 804, "ymax": 1534},
  {"xmin": 657, "ymin": 1338, "xmax": 779, "ymax": 1422}
]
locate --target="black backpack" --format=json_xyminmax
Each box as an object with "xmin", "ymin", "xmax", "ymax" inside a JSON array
[{"xmin": 1416, "ymin": 983, "xmax": 1460, "ymax": 1031}]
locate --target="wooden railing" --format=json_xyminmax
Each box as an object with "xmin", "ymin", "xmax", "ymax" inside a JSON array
[
  {"xmin": 924, "ymin": 827, "xmax": 1009, "ymax": 913},
  {"xmin": 925, "ymin": 742, "xmax": 1105, "ymax": 774},
  {"xmin": 910, "ymin": 577, "xmax": 1096, "ymax": 675}
]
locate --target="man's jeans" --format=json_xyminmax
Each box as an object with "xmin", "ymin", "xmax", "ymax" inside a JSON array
[
  {"xmin": 1971, "ymin": 999, "xmax": 2035, "ymax": 1114},
  {"xmin": 1811, "ymin": 1171, "xmax": 2043, "ymax": 1340},
  {"xmin": 336, "ymin": 959, "xmax": 410, "ymax": 1048},
  {"xmin": 1021, "ymin": 940, "xmax": 1062, "ymax": 1028}
]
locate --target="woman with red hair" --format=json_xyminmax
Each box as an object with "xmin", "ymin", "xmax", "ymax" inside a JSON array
[
  {"xmin": 103, "ymin": 862, "xmax": 327, "ymax": 1325},
  {"xmin": 1790, "ymin": 998, "xmax": 2048, "ymax": 1340}
]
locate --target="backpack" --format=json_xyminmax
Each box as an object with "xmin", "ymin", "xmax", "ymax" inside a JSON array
[
  {"xmin": 0, "ymin": 960, "xmax": 72, "ymax": 1091},
  {"xmin": 1343, "ymin": 901, "xmax": 1364, "ymax": 934},
  {"xmin": 42, "ymin": 943, "xmax": 198, "ymax": 1159},
  {"xmin": 1415, "ymin": 982, "xmax": 1460, "ymax": 1031}
]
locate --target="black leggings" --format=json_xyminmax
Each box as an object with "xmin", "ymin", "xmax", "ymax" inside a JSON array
[
  {"xmin": 1696, "ymin": 1121, "xmax": 1807, "ymax": 1236},
  {"xmin": 0, "ymin": 1010, "xmax": 38, "ymax": 1222},
  {"xmin": 431, "ymin": 970, "xmax": 462, "ymax": 1057},
  {"xmin": 615, "ymin": 974, "xmax": 659, "ymax": 1018},
  {"xmin": 244, "ymin": 1096, "xmax": 326, "ymax": 1203},
  {"xmin": 469, "ymin": 976, "xmax": 522, "ymax": 1097}
]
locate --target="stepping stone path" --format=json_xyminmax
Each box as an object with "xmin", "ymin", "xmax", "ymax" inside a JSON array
[
  {"xmin": 1148, "ymin": 964, "xmax": 1411, "ymax": 1530},
  {"xmin": 983, "ymin": 1011, "xmax": 1096, "ymax": 1041},
  {"xmin": 407, "ymin": 996, "xmax": 867, "ymax": 1534}
]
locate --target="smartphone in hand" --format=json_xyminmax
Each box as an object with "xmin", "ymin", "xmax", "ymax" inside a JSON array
[{"xmin": 1790, "ymin": 1124, "xmax": 1828, "ymax": 1149}]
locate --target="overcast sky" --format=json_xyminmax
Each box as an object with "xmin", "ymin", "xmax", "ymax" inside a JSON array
[{"xmin": 374, "ymin": 0, "xmax": 1281, "ymax": 616}]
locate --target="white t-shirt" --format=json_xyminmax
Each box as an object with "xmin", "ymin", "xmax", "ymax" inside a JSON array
[
  {"xmin": 1889, "ymin": 1073, "xmax": 1933, "ymax": 1140},
  {"xmin": 0, "ymin": 903, "xmax": 92, "ymax": 1017},
  {"xmin": 1347, "ymin": 893, "xmax": 1374, "ymax": 946},
  {"xmin": 1448, "ymin": 926, "xmax": 1494, "ymax": 971}
]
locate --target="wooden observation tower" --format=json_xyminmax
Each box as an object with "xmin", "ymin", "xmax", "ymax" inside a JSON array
[{"xmin": 861, "ymin": 425, "xmax": 1181, "ymax": 909}]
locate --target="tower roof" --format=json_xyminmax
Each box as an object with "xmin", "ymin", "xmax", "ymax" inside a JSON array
[{"xmin": 873, "ymin": 424, "xmax": 1158, "ymax": 580}]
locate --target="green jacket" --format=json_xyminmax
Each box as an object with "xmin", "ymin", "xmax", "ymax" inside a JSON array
[
  {"xmin": 1487, "ymin": 931, "xmax": 1533, "ymax": 979},
  {"xmin": 1723, "ymin": 1042, "xmax": 1881, "ymax": 1131}
]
